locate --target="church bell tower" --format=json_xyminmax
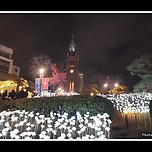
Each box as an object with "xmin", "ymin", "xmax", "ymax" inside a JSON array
[{"xmin": 65, "ymin": 35, "xmax": 83, "ymax": 93}]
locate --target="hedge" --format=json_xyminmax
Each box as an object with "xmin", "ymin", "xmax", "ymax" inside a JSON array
[{"xmin": 0, "ymin": 95, "xmax": 114, "ymax": 119}]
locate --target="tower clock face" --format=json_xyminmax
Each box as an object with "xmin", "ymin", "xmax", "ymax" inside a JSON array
[{"xmin": 70, "ymin": 69, "xmax": 74, "ymax": 73}]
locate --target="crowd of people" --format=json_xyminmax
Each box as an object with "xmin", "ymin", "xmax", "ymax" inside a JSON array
[{"xmin": 0, "ymin": 88, "xmax": 28, "ymax": 101}]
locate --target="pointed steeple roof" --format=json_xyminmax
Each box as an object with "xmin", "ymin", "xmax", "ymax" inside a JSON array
[{"xmin": 69, "ymin": 35, "xmax": 76, "ymax": 52}]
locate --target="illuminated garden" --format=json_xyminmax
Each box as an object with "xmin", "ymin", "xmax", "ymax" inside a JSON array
[
  {"xmin": 0, "ymin": 13, "xmax": 152, "ymax": 140},
  {"xmin": 0, "ymin": 92, "xmax": 152, "ymax": 139},
  {"xmin": 0, "ymin": 54, "xmax": 152, "ymax": 140}
]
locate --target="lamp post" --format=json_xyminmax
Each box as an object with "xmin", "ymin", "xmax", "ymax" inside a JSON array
[
  {"xmin": 102, "ymin": 83, "xmax": 108, "ymax": 94},
  {"xmin": 40, "ymin": 68, "xmax": 44, "ymax": 96},
  {"xmin": 102, "ymin": 83, "xmax": 119, "ymax": 95},
  {"xmin": 90, "ymin": 92, "xmax": 94, "ymax": 96},
  {"xmin": 114, "ymin": 83, "xmax": 118, "ymax": 95},
  {"xmin": 114, "ymin": 83, "xmax": 118, "ymax": 88},
  {"xmin": 104, "ymin": 83, "xmax": 108, "ymax": 88}
]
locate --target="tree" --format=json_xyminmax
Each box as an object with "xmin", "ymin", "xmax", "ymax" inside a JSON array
[
  {"xmin": 127, "ymin": 55, "xmax": 152, "ymax": 79},
  {"xmin": 0, "ymin": 72, "xmax": 29, "ymax": 93},
  {"xmin": 108, "ymin": 85, "xmax": 129, "ymax": 94},
  {"xmin": 29, "ymin": 55, "xmax": 66, "ymax": 92},
  {"xmin": 49, "ymin": 64, "xmax": 66, "ymax": 91},
  {"xmin": 127, "ymin": 55, "xmax": 152, "ymax": 92},
  {"xmin": 99, "ymin": 87, "xmax": 109, "ymax": 94},
  {"xmin": 17, "ymin": 78, "xmax": 29, "ymax": 90},
  {"xmin": 29, "ymin": 55, "xmax": 52, "ymax": 78},
  {"xmin": 133, "ymin": 75, "xmax": 152, "ymax": 92},
  {"xmin": 91, "ymin": 73, "xmax": 124, "ymax": 89},
  {"xmin": 80, "ymin": 84, "xmax": 99, "ymax": 96},
  {"xmin": 104, "ymin": 74, "xmax": 124, "ymax": 89}
]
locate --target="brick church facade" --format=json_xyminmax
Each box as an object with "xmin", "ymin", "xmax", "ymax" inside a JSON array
[{"xmin": 65, "ymin": 35, "xmax": 84, "ymax": 93}]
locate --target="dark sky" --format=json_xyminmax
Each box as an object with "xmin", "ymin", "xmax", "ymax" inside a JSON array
[{"xmin": 0, "ymin": 13, "xmax": 152, "ymax": 89}]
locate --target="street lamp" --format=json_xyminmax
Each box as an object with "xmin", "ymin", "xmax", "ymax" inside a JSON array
[
  {"xmin": 70, "ymin": 69, "xmax": 74, "ymax": 73},
  {"xmin": 58, "ymin": 87, "xmax": 62, "ymax": 92},
  {"xmin": 104, "ymin": 83, "xmax": 108, "ymax": 88},
  {"xmin": 102, "ymin": 83, "xmax": 108, "ymax": 94},
  {"xmin": 114, "ymin": 83, "xmax": 118, "ymax": 88},
  {"xmin": 90, "ymin": 92, "xmax": 94, "ymax": 96},
  {"xmin": 40, "ymin": 69, "xmax": 44, "ymax": 77},
  {"xmin": 114, "ymin": 83, "xmax": 118, "ymax": 95}
]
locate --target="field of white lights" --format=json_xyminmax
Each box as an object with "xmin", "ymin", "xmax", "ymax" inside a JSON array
[{"xmin": 0, "ymin": 92, "xmax": 152, "ymax": 140}]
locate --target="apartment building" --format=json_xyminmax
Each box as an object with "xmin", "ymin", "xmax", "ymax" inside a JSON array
[{"xmin": 0, "ymin": 44, "xmax": 20, "ymax": 76}]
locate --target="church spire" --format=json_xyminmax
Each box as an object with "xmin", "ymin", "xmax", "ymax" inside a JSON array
[{"xmin": 69, "ymin": 35, "xmax": 76, "ymax": 52}]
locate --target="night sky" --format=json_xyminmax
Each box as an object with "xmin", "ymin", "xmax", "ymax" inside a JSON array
[{"xmin": 0, "ymin": 12, "xmax": 152, "ymax": 89}]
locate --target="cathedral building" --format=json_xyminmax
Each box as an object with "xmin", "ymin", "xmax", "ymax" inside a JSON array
[{"xmin": 65, "ymin": 35, "xmax": 84, "ymax": 93}]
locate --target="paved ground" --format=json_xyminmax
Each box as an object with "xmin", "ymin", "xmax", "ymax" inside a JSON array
[
  {"xmin": 110, "ymin": 124, "xmax": 152, "ymax": 139},
  {"xmin": 110, "ymin": 109, "xmax": 152, "ymax": 139}
]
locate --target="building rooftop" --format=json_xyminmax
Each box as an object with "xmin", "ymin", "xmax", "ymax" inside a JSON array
[{"xmin": 0, "ymin": 44, "xmax": 13, "ymax": 55}]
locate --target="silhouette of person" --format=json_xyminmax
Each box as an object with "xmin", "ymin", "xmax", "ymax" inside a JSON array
[
  {"xmin": 1, "ymin": 90, "xmax": 7, "ymax": 101},
  {"xmin": 8, "ymin": 90, "xmax": 16, "ymax": 99}
]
